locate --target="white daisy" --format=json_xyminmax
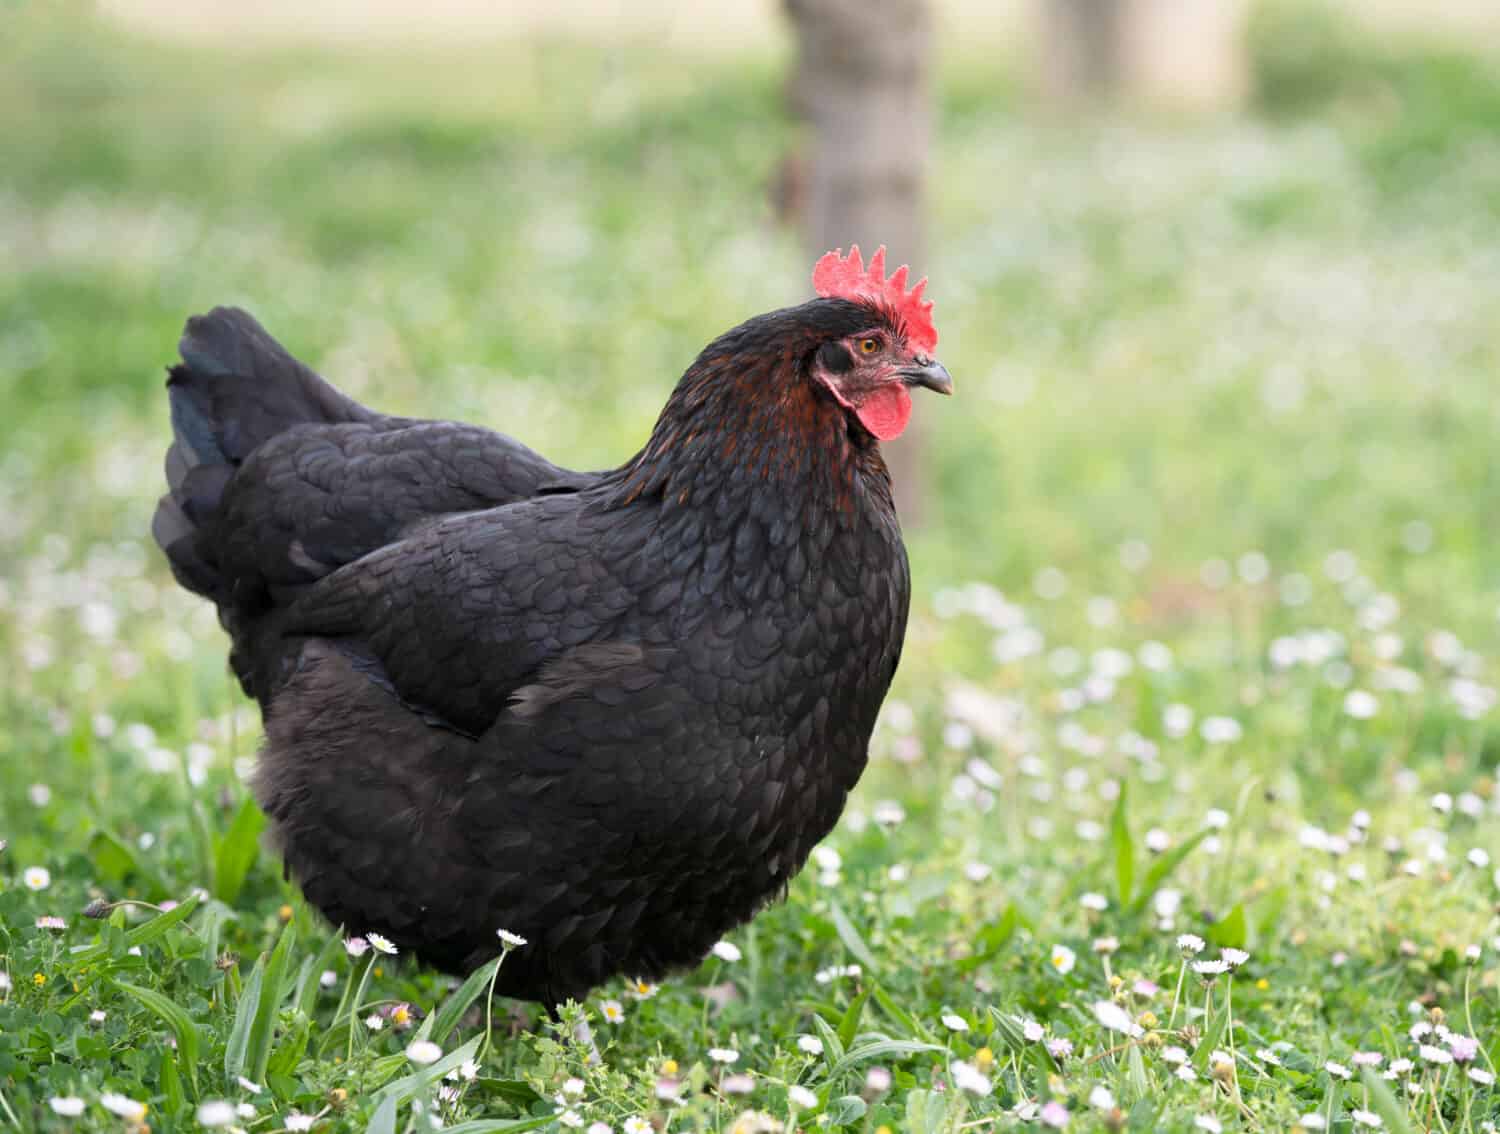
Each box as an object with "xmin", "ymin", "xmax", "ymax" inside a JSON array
[
  {"xmin": 23, "ymin": 867, "xmax": 50, "ymax": 892},
  {"xmin": 49, "ymin": 1098, "xmax": 86, "ymax": 1118},
  {"xmin": 711, "ymin": 941, "xmax": 742, "ymax": 963},
  {"xmin": 1050, "ymin": 944, "xmax": 1077, "ymax": 975},
  {"xmin": 196, "ymin": 1101, "xmax": 237, "ymax": 1127},
  {"xmin": 496, "ymin": 929, "xmax": 528, "ymax": 949},
  {"xmin": 951, "ymin": 1060, "xmax": 993, "ymax": 1097},
  {"xmin": 99, "ymin": 1094, "xmax": 148, "ymax": 1122},
  {"xmin": 367, "ymin": 933, "xmax": 398, "ymax": 955},
  {"xmin": 788, "ymin": 1084, "xmax": 818, "ymax": 1109},
  {"xmin": 407, "ymin": 1040, "xmax": 443, "ymax": 1065}
]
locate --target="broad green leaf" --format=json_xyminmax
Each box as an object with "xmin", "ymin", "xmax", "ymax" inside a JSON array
[
  {"xmin": 1192, "ymin": 1001, "xmax": 1231, "ymax": 1071},
  {"xmin": 810, "ymin": 1012, "xmax": 845, "ymax": 1065},
  {"xmin": 1129, "ymin": 827, "xmax": 1213, "ymax": 915},
  {"xmin": 1360, "ymin": 1067, "xmax": 1417, "ymax": 1134},
  {"xmin": 249, "ymin": 922, "xmax": 297, "ymax": 1084},
  {"xmin": 1125, "ymin": 1043, "xmax": 1150, "ymax": 1101},
  {"xmin": 373, "ymin": 1034, "xmax": 484, "ymax": 1108},
  {"xmin": 366, "ymin": 1095, "xmax": 398, "ymax": 1134},
  {"xmin": 873, "ymin": 984, "xmax": 932, "ymax": 1041},
  {"xmin": 1111, "ymin": 784, "xmax": 1134, "ymax": 906},
  {"xmin": 160, "ymin": 1047, "xmax": 184, "ymax": 1116},
  {"xmin": 430, "ymin": 953, "xmax": 505, "ymax": 1045},
  {"xmin": 267, "ymin": 1012, "xmax": 311, "ymax": 1078},
  {"xmin": 224, "ymin": 958, "xmax": 264, "ymax": 1083},
  {"xmin": 827, "ymin": 1038, "xmax": 944, "ymax": 1080},
  {"xmin": 69, "ymin": 894, "xmax": 200, "ymax": 968},
  {"xmin": 440, "ymin": 1120, "xmax": 552, "ymax": 1134},
  {"xmin": 954, "ymin": 904, "xmax": 1018, "ymax": 973},
  {"xmin": 825, "ymin": 1096, "xmax": 866, "ymax": 1125},
  {"xmin": 1205, "ymin": 904, "xmax": 1247, "ymax": 950},
  {"xmin": 213, "ymin": 795, "xmax": 265, "ymax": 904},
  {"xmin": 827, "ymin": 898, "xmax": 878, "ymax": 972},
  {"xmin": 837, "ymin": 986, "xmax": 871, "ymax": 1051},
  {"xmin": 904, "ymin": 1088, "xmax": 949, "ymax": 1134},
  {"xmin": 115, "ymin": 979, "xmax": 200, "ymax": 1091}
]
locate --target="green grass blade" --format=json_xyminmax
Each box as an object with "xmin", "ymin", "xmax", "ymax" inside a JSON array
[
  {"xmin": 1360, "ymin": 1067, "xmax": 1417, "ymax": 1134},
  {"xmin": 827, "ymin": 1039, "xmax": 944, "ymax": 1079},
  {"xmin": 248, "ymin": 921, "xmax": 297, "ymax": 1084},
  {"xmin": 827, "ymin": 898, "xmax": 878, "ymax": 972},
  {"xmin": 837, "ymin": 985, "xmax": 871, "ymax": 1051},
  {"xmin": 430, "ymin": 953, "xmax": 504, "ymax": 1046},
  {"xmin": 1129, "ymin": 828, "xmax": 1212, "ymax": 915},
  {"xmin": 224, "ymin": 958, "xmax": 265, "ymax": 1084}
]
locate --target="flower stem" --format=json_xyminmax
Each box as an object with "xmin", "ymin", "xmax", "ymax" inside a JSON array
[
  {"xmin": 346, "ymin": 953, "xmax": 375, "ymax": 1064},
  {"xmin": 1168, "ymin": 958, "xmax": 1188, "ymax": 1029}
]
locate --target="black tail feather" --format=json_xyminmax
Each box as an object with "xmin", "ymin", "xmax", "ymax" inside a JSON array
[{"xmin": 153, "ymin": 307, "xmax": 372, "ymax": 603}]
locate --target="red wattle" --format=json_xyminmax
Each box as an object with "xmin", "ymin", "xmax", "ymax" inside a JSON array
[{"xmin": 854, "ymin": 383, "xmax": 912, "ymax": 441}]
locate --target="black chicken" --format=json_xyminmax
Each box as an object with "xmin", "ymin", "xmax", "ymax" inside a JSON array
[{"xmin": 153, "ymin": 246, "xmax": 951, "ymax": 1005}]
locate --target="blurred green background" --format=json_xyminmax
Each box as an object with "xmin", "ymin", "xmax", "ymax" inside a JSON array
[{"xmin": 4, "ymin": 0, "xmax": 1499, "ymax": 618}]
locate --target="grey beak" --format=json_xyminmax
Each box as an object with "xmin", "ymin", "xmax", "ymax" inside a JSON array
[{"xmin": 902, "ymin": 358, "xmax": 954, "ymax": 396}]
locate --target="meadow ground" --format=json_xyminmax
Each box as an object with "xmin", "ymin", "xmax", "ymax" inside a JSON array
[{"xmin": 3, "ymin": 4, "xmax": 1500, "ymax": 1131}]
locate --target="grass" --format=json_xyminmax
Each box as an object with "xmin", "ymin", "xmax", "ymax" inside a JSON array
[{"xmin": 4, "ymin": 2, "xmax": 1500, "ymax": 1130}]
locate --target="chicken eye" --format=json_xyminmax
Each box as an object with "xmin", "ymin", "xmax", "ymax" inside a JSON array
[{"xmin": 858, "ymin": 338, "xmax": 880, "ymax": 355}]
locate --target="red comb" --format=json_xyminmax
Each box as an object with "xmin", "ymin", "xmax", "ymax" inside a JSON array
[{"xmin": 812, "ymin": 244, "xmax": 937, "ymax": 354}]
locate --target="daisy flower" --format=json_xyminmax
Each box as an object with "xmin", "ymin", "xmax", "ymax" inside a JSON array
[
  {"xmin": 797, "ymin": 1035, "xmax": 824, "ymax": 1055},
  {"xmin": 788, "ymin": 1084, "xmax": 819, "ymax": 1109},
  {"xmin": 720, "ymin": 1074, "xmax": 754, "ymax": 1095},
  {"xmin": 1325, "ymin": 1061, "xmax": 1352, "ymax": 1080},
  {"xmin": 711, "ymin": 941, "xmax": 742, "ymax": 963},
  {"xmin": 600, "ymin": 999, "xmax": 625, "ymax": 1024},
  {"xmin": 36, "ymin": 916, "xmax": 67, "ymax": 931},
  {"xmin": 407, "ymin": 1040, "xmax": 443, "ymax": 1065},
  {"xmin": 1039, "ymin": 1100, "xmax": 1070, "ymax": 1128},
  {"xmin": 367, "ymin": 933, "xmax": 398, "ymax": 955},
  {"xmin": 196, "ymin": 1101, "xmax": 237, "ymax": 1127},
  {"xmin": 23, "ymin": 867, "xmax": 50, "ymax": 892},
  {"xmin": 941, "ymin": 1013, "xmax": 969, "ymax": 1032},
  {"xmin": 99, "ymin": 1094, "xmax": 147, "ymax": 1122},
  {"xmin": 1176, "ymin": 934, "xmax": 1206, "ymax": 956},
  {"xmin": 285, "ymin": 1112, "xmax": 315, "ymax": 1131},
  {"xmin": 624, "ymin": 1121, "xmax": 652, "ymax": 1134},
  {"xmin": 708, "ymin": 1047, "xmax": 739, "ymax": 1064},
  {"xmin": 629, "ymin": 979, "xmax": 659, "ymax": 1000},
  {"xmin": 49, "ymin": 1098, "xmax": 86, "ymax": 1118},
  {"xmin": 1092, "ymin": 1000, "xmax": 1143, "ymax": 1038},
  {"xmin": 496, "ymin": 929, "xmax": 527, "ymax": 949},
  {"xmin": 951, "ymin": 1060, "xmax": 993, "ymax": 1097},
  {"xmin": 344, "ymin": 937, "xmax": 370, "ymax": 958},
  {"xmin": 1050, "ymin": 944, "xmax": 1077, "ymax": 975}
]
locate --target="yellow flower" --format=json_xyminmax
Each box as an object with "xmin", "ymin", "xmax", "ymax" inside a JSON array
[
  {"xmin": 278, "ymin": 905, "xmax": 293, "ymax": 923},
  {"xmin": 33, "ymin": 972, "xmax": 46, "ymax": 987},
  {"xmin": 974, "ymin": 1047, "xmax": 995, "ymax": 1072},
  {"xmin": 1255, "ymin": 978, "xmax": 1269, "ymax": 991},
  {"xmin": 661, "ymin": 1059, "xmax": 678, "ymax": 1076}
]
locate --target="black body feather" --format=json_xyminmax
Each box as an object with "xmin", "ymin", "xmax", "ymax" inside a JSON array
[{"xmin": 153, "ymin": 302, "xmax": 910, "ymax": 1003}]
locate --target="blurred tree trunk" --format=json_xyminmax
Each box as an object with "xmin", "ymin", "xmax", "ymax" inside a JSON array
[
  {"xmin": 783, "ymin": 0, "xmax": 934, "ymax": 525},
  {"xmin": 1037, "ymin": 0, "xmax": 1248, "ymax": 109}
]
